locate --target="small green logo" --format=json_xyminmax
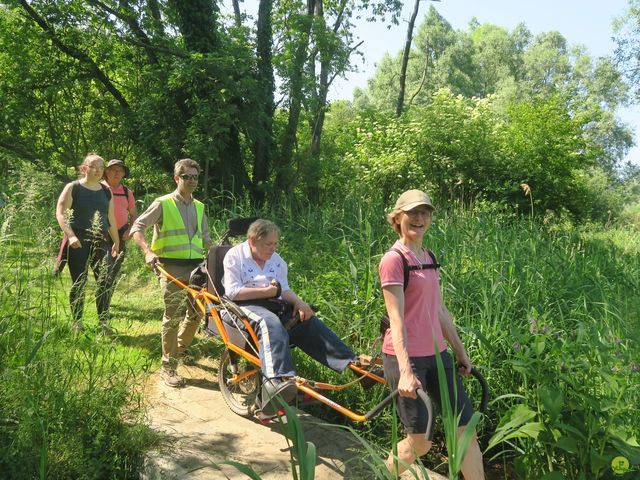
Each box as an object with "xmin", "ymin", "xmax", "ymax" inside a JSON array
[{"xmin": 611, "ymin": 455, "xmax": 630, "ymax": 475}]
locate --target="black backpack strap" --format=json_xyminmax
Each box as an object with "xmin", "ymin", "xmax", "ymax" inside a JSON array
[
  {"xmin": 112, "ymin": 185, "xmax": 130, "ymax": 200},
  {"xmin": 388, "ymin": 247, "xmax": 439, "ymax": 292},
  {"xmin": 389, "ymin": 247, "xmax": 410, "ymax": 292},
  {"xmin": 426, "ymin": 250, "xmax": 440, "ymax": 270}
]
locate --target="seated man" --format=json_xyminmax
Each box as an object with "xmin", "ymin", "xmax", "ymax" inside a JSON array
[{"xmin": 223, "ymin": 218, "xmax": 358, "ymax": 415}]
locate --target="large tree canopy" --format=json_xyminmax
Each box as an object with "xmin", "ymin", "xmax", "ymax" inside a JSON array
[
  {"xmin": 0, "ymin": 0, "xmax": 401, "ymax": 200},
  {"xmin": 0, "ymin": 1, "xmax": 637, "ymax": 220},
  {"xmin": 357, "ymin": 6, "xmax": 632, "ymax": 180}
]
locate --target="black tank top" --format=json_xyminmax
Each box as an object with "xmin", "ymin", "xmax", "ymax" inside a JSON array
[{"xmin": 70, "ymin": 181, "xmax": 111, "ymax": 233}]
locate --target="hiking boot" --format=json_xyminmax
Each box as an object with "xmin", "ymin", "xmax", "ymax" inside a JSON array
[
  {"xmin": 162, "ymin": 370, "xmax": 184, "ymax": 388},
  {"xmin": 260, "ymin": 378, "xmax": 297, "ymax": 416}
]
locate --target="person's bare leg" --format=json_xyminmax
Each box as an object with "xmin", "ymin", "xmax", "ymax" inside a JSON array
[
  {"xmin": 458, "ymin": 426, "xmax": 485, "ymax": 480},
  {"xmin": 385, "ymin": 433, "xmax": 431, "ymax": 476}
]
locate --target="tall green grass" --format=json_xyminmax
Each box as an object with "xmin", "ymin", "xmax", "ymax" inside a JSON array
[
  {"xmin": 1, "ymin": 176, "xmax": 638, "ymax": 478},
  {"xmin": 261, "ymin": 197, "xmax": 640, "ymax": 478},
  {"xmin": 0, "ymin": 179, "xmax": 157, "ymax": 479}
]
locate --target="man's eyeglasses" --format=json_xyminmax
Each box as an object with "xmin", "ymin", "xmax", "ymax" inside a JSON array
[{"xmin": 179, "ymin": 174, "xmax": 199, "ymax": 181}]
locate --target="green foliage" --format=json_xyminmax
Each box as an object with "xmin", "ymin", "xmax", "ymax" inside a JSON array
[
  {"xmin": 0, "ymin": 230, "xmax": 156, "ymax": 478},
  {"xmin": 267, "ymin": 197, "xmax": 640, "ymax": 478},
  {"xmin": 325, "ymin": 88, "xmax": 616, "ymax": 220},
  {"xmin": 619, "ymin": 201, "xmax": 640, "ymax": 230},
  {"xmin": 360, "ymin": 7, "xmax": 632, "ymax": 187},
  {"xmin": 614, "ymin": 0, "xmax": 640, "ymax": 99},
  {"xmin": 433, "ymin": 346, "xmax": 482, "ymax": 479},
  {"xmin": 2, "ymin": 126, "xmax": 639, "ymax": 479},
  {"xmin": 1, "ymin": 0, "xmax": 635, "ymax": 220}
]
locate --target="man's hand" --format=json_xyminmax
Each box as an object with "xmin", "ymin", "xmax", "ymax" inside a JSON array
[
  {"xmin": 144, "ymin": 250, "xmax": 159, "ymax": 268},
  {"xmin": 269, "ymin": 279, "xmax": 282, "ymax": 298},
  {"xmin": 295, "ymin": 300, "xmax": 314, "ymax": 322}
]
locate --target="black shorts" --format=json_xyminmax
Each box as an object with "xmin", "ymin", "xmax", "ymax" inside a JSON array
[{"xmin": 383, "ymin": 351, "xmax": 475, "ymax": 438}]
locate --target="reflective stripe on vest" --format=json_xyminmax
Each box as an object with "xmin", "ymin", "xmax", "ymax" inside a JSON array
[{"xmin": 151, "ymin": 194, "xmax": 204, "ymax": 259}]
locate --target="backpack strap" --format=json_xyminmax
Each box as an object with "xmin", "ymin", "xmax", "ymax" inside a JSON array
[
  {"xmin": 426, "ymin": 250, "xmax": 439, "ymax": 270},
  {"xmin": 389, "ymin": 247, "xmax": 410, "ymax": 291},
  {"xmin": 388, "ymin": 247, "xmax": 439, "ymax": 292},
  {"xmin": 111, "ymin": 185, "xmax": 129, "ymax": 200}
]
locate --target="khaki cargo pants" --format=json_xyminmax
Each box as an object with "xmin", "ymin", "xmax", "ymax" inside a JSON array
[{"xmin": 159, "ymin": 263, "xmax": 201, "ymax": 371}]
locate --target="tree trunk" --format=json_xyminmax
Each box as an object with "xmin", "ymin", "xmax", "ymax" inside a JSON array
[
  {"xmin": 305, "ymin": 0, "xmax": 329, "ymax": 203},
  {"xmin": 147, "ymin": 0, "xmax": 165, "ymax": 36},
  {"xmin": 168, "ymin": 0, "xmax": 218, "ymax": 53},
  {"xmin": 274, "ymin": 0, "xmax": 316, "ymax": 197},
  {"xmin": 251, "ymin": 0, "xmax": 275, "ymax": 205},
  {"xmin": 232, "ymin": 0, "xmax": 242, "ymax": 27},
  {"xmin": 396, "ymin": 0, "xmax": 421, "ymax": 117},
  {"xmin": 168, "ymin": 0, "xmax": 250, "ymax": 195},
  {"xmin": 221, "ymin": 125, "xmax": 250, "ymax": 196}
]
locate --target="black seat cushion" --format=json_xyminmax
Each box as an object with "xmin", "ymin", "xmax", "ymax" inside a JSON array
[{"xmin": 207, "ymin": 244, "xmax": 231, "ymax": 296}]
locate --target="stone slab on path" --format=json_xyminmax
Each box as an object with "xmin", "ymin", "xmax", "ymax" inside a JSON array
[{"xmin": 141, "ymin": 358, "xmax": 447, "ymax": 480}]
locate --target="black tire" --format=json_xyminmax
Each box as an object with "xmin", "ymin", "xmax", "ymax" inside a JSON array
[{"xmin": 218, "ymin": 348, "xmax": 260, "ymax": 417}]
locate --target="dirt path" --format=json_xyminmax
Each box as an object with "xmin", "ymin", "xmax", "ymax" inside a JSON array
[{"xmin": 141, "ymin": 358, "xmax": 446, "ymax": 480}]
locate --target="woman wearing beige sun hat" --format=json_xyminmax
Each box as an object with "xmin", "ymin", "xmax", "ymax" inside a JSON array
[{"xmin": 379, "ymin": 189, "xmax": 485, "ymax": 478}]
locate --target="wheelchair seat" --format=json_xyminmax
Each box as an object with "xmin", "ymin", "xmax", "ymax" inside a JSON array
[
  {"xmin": 203, "ymin": 217, "xmax": 257, "ymax": 349},
  {"xmin": 206, "ymin": 216, "xmax": 257, "ymax": 296}
]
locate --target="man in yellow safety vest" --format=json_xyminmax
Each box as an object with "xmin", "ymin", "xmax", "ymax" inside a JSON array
[{"xmin": 131, "ymin": 159, "xmax": 211, "ymax": 387}]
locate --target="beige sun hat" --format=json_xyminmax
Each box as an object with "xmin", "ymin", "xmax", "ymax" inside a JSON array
[{"xmin": 394, "ymin": 189, "xmax": 435, "ymax": 211}]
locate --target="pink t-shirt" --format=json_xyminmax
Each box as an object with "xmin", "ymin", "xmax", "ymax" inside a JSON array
[
  {"xmin": 379, "ymin": 240, "xmax": 446, "ymax": 357},
  {"xmin": 102, "ymin": 182, "xmax": 135, "ymax": 229}
]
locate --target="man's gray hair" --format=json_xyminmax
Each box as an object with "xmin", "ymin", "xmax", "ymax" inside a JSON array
[{"xmin": 247, "ymin": 219, "xmax": 280, "ymax": 241}]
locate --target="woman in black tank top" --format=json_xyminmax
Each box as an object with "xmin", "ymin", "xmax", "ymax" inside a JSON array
[{"xmin": 55, "ymin": 154, "xmax": 120, "ymax": 334}]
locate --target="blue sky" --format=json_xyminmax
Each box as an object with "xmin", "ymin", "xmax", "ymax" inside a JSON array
[{"xmin": 331, "ymin": 0, "xmax": 631, "ymax": 96}]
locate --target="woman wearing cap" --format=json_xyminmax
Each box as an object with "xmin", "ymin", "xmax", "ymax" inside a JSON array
[
  {"xmin": 102, "ymin": 159, "xmax": 137, "ymax": 279},
  {"xmin": 379, "ymin": 189, "xmax": 485, "ymax": 478},
  {"xmin": 55, "ymin": 153, "xmax": 119, "ymax": 333}
]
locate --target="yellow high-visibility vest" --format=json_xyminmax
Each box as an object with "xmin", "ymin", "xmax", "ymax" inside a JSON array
[{"xmin": 151, "ymin": 194, "xmax": 204, "ymax": 259}]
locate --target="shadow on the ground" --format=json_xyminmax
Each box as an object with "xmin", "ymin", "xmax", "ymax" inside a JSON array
[
  {"xmin": 109, "ymin": 302, "xmax": 163, "ymax": 324},
  {"xmin": 116, "ymin": 332, "xmax": 160, "ymax": 355}
]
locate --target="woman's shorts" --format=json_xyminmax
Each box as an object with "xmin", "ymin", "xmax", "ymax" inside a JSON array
[{"xmin": 383, "ymin": 351, "xmax": 475, "ymax": 438}]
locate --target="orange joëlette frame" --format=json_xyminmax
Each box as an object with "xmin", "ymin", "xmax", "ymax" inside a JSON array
[{"xmin": 154, "ymin": 264, "xmax": 389, "ymax": 422}]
